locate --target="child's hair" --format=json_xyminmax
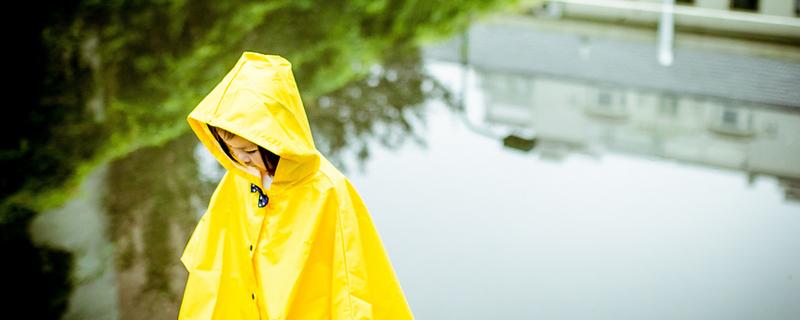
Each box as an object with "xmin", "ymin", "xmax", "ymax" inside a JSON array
[{"xmin": 208, "ymin": 124, "xmax": 280, "ymax": 176}]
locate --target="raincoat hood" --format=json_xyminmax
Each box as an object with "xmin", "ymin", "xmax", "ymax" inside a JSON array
[
  {"xmin": 179, "ymin": 52, "xmax": 413, "ymax": 320},
  {"xmin": 187, "ymin": 52, "xmax": 319, "ymax": 189}
]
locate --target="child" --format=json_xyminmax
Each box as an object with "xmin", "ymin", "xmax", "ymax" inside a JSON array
[{"xmin": 179, "ymin": 52, "xmax": 413, "ymax": 319}]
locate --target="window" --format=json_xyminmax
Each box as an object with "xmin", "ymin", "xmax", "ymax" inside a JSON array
[
  {"xmin": 722, "ymin": 109, "xmax": 738, "ymax": 126},
  {"xmin": 659, "ymin": 95, "xmax": 679, "ymax": 118},
  {"xmin": 731, "ymin": 0, "xmax": 758, "ymax": 11},
  {"xmin": 587, "ymin": 88, "xmax": 628, "ymax": 119},
  {"xmin": 796, "ymin": 0, "xmax": 799, "ymax": 16},
  {"xmin": 676, "ymin": 0, "xmax": 694, "ymax": 4},
  {"xmin": 598, "ymin": 91, "xmax": 612, "ymax": 108}
]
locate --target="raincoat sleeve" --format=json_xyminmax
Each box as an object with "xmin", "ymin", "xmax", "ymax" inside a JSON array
[{"xmin": 332, "ymin": 179, "xmax": 414, "ymax": 319}]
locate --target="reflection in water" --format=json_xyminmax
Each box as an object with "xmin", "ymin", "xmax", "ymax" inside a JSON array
[
  {"xmin": 380, "ymin": 18, "xmax": 799, "ymax": 317},
  {"xmin": 29, "ymin": 165, "xmax": 115, "ymax": 319},
  {"xmin": 475, "ymin": 69, "xmax": 800, "ymax": 201},
  {"xmin": 426, "ymin": 17, "xmax": 800, "ymax": 202},
  {"xmin": 102, "ymin": 133, "xmax": 215, "ymax": 319},
  {"xmin": 306, "ymin": 45, "xmax": 449, "ymax": 172},
  {"xmin": 349, "ymin": 60, "xmax": 800, "ymax": 319},
  {"xmin": 6, "ymin": 0, "xmax": 512, "ymax": 213},
  {"xmin": 3, "ymin": 204, "xmax": 73, "ymax": 319}
]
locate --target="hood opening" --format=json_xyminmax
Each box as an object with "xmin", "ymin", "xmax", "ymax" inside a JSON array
[
  {"xmin": 207, "ymin": 123, "xmax": 281, "ymax": 177},
  {"xmin": 208, "ymin": 123, "xmax": 237, "ymax": 166},
  {"xmin": 187, "ymin": 52, "xmax": 321, "ymax": 189}
]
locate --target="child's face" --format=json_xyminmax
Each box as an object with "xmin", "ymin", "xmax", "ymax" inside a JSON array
[{"xmin": 220, "ymin": 134, "xmax": 268, "ymax": 174}]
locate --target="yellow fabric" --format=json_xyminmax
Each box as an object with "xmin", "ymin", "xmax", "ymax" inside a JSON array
[{"xmin": 179, "ymin": 52, "xmax": 413, "ymax": 320}]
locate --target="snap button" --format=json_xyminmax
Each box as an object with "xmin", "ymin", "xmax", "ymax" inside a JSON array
[
  {"xmin": 251, "ymin": 183, "xmax": 269, "ymax": 208},
  {"xmin": 258, "ymin": 194, "xmax": 269, "ymax": 208}
]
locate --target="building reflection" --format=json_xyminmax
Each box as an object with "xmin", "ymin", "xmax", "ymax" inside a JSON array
[
  {"xmin": 423, "ymin": 11, "xmax": 800, "ymax": 203},
  {"xmin": 475, "ymin": 67, "xmax": 800, "ymax": 201}
]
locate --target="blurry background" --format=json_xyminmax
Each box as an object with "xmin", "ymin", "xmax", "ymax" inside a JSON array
[{"xmin": 2, "ymin": 0, "xmax": 799, "ymax": 319}]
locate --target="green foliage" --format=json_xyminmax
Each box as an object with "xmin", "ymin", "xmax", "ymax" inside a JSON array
[{"xmin": 3, "ymin": 0, "xmax": 519, "ymax": 213}]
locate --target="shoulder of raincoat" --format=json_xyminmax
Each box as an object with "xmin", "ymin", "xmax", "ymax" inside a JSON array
[{"xmin": 178, "ymin": 52, "xmax": 413, "ymax": 320}]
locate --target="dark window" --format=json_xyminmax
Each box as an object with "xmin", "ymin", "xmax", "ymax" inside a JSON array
[
  {"xmin": 731, "ymin": 0, "xmax": 758, "ymax": 11},
  {"xmin": 796, "ymin": 0, "xmax": 799, "ymax": 16},
  {"xmin": 598, "ymin": 91, "xmax": 612, "ymax": 108},
  {"xmin": 659, "ymin": 95, "xmax": 679, "ymax": 117},
  {"xmin": 676, "ymin": 0, "xmax": 694, "ymax": 4},
  {"xmin": 722, "ymin": 109, "xmax": 739, "ymax": 126}
]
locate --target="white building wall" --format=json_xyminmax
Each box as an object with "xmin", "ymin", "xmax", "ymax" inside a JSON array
[
  {"xmin": 479, "ymin": 71, "xmax": 800, "ymax": 178},
  {"xmin": 695, "ymin": 0, "xmax": 728, "ymax": 10},
  {"xmin": 761, "ymin": 0, "xmax": 796, "ymax": 17}
]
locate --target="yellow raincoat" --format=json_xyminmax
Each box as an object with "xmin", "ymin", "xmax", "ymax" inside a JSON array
[{"xmin": 179, "ymin": 52, "xmax": 413, "ymax": 319}]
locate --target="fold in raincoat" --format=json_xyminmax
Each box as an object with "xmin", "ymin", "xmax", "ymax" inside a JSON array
[{"xmin": 179, "ymin": 52, "xmax": 413, "ymax": 319}]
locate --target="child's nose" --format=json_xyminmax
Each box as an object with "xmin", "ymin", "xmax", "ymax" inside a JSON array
[{"xmin": 241, "ymin": 153, "xmax": 253, "ymax": 165}]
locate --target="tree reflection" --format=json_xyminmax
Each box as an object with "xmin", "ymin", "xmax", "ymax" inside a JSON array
[
  {"xmin": 4, "ymin": 0, "xmax": 512, "ymax": 212},
  {"xmin": 102, "ymin": 133, "xmax": 214, "ymax": 318},
  {"xmin": 307, "ymin": 44, "xmax": 450, "ymax": 172},
  {"xmin": 0, "ymin": 204, "xmax": 72, "ymax": 318}
]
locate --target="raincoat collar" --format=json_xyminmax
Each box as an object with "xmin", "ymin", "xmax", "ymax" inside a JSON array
[{"xmin": 187, "ymin": 52, "xmax": 320, "ymax": 191}]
